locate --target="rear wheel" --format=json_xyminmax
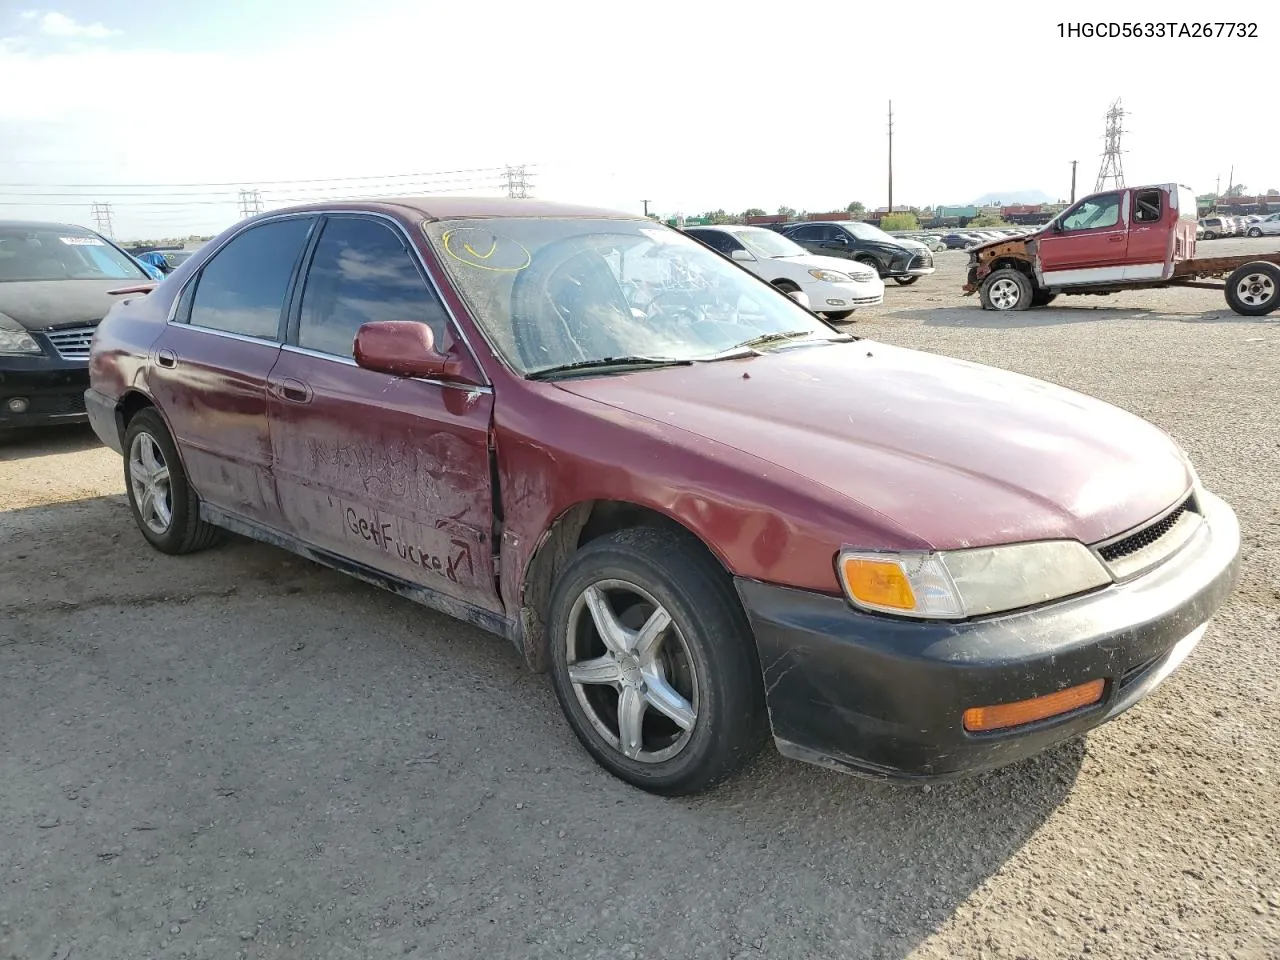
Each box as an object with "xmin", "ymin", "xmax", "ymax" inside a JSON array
[
  {"xmin": 1248, "ymin": 228, "xmax": 1263, "ymax": 238},
  {"xmin": 1225, "ymin": 261, "xmax": 1280, "ymax": 316},
  {"xmin": 547, "ymin": 526, "xmax": 768, "ymax": 796},
  {"xmin": 123, "ymin": 408, "xmax": 224, "ymax": 555},
  {"xmin": 1031, "ymin": 289, "xmax": 1058, "ymax": 308},
  {"xmin": 979, "ymin": 268, "xmax": 1033, "ymax": 311}
]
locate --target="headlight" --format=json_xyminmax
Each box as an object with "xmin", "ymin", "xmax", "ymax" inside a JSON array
[
  {"xmin": 837, "ymin": 541, "xmax": 1112, "ymax": 620},
  {"xmin": 0, "ymin": 317, "xmax": 42, "ymax": 356},
  {"xmin": 807, "ymin": 268, "xmax": 853, "ymax": 283}
]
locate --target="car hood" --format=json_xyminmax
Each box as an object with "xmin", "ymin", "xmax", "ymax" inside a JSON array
[
  {"xmin": 775, "ymin": 253, "xmax": 880, "ymax": 279},
  {"xmin": 0, "ymin": 279, "xmax": 136, "ymax": 330},
  {"xmin": 894, "ymin": 237, "xmax": 929, "ymax": 250},
  {"xmin": 555, "ymin": 340, "xmax": 1192, "ymax": 549}
]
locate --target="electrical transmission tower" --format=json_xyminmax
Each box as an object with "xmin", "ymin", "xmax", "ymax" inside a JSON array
[
  {"xmin": 90, "ymin": 202, "xmax": 114, "ymax": 238},
  {"xmin": 503, "ymin": 165, "xmax": 531, "ymax": 198},
  {"xmin": 237, "ymin": 188, "xmax": 264, "ymax": 218},
  {"xmin": 1094, "ymin": 99, "xmax": 1127, "ymax": 193}
]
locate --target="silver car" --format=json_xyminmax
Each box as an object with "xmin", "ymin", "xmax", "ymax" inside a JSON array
[{"xmin": 1246, "ymin": 213, "xmax": 1280, "ymax": 238}]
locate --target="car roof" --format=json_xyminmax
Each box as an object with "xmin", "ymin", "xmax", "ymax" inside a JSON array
[
  {"xmin": 257, "ymin": 196, "xmax": 641, "ymax": 222},
  {"xmin": 0, "ymin": 219, "xmax": 98, "ymax": 232}
]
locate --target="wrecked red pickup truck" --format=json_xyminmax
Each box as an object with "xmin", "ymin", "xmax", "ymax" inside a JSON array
[{"xmin": 964, "ymin": 182, "xmax": 1280, "ymax": 316}]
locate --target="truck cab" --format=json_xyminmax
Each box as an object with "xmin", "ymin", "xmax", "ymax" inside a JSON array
[{"xmin": 964, "ymin": 183, "xmax": 1200, "ymax": 310}]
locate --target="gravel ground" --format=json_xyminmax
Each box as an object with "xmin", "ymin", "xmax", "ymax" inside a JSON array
[{"xmin": 2, "ymin": 238, "xmax": 1278, "ymax": 960}]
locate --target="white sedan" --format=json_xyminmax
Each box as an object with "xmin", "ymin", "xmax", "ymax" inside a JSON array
[
  {"xmin": 684, "ymin": 225, "xmax": 884, "ymax": 320},
  {"xmin": 1246, "ymin": 213, "xmax": 1280, "ymax": 238}
]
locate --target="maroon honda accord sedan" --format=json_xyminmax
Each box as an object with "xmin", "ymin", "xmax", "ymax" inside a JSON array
[{"xmin": 86, "ymin": 197, "xmax": 1240, "ymax": 795}]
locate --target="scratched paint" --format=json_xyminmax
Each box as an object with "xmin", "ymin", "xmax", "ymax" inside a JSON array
[{"xmin": 337, "ymin": 498, "xmax": 477, "ymax": 586}]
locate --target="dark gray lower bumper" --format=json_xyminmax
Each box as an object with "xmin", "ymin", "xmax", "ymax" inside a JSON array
[{"xmin": 735, "ymin": 490, "xmax": 1241, "ymax": 781}]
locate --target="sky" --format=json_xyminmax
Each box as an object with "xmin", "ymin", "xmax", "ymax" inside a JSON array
[{"xmin": 0, "ymin": 0, "xmax": 1274, "ymax": 239}]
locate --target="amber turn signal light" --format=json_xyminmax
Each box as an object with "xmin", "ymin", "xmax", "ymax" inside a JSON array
[{"xmin": 962, "ymin": 678, "xmax": 1106, "ymax": 733}]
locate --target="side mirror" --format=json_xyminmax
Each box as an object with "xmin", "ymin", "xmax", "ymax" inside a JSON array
[
  {"xmin": 353, "ymin": 321, "xmax": 475, "ymax": 383},
  {"xmin": 823, "ymin": 236, "xmax": 849, "ymax": 248},
  {"xmin": 730, "ymin": 248, "xmax": 756, "ymax": 262}
]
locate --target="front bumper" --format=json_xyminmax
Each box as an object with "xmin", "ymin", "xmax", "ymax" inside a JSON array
[
  {"xmin": 881, "ymin": 251, "xmax": 936, "ymax": 279},
  {"xmin": 735, "ymin": 490, "xmax": 1241, "ymax": 781},
  {"xmin": 0, "ymin": 356, "xmax": 90, "ymax": 429},
  {"xmin": 808, "ymin": 279, "xmax": 885, "ymax": 311}
]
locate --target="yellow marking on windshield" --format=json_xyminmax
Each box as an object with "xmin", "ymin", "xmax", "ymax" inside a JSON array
[{"xmin": 442, "ymin": 228, "xmax": 532, "ymax": 272}]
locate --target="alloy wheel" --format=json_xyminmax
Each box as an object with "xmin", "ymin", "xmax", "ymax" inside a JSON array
[
  {"xmin": 565, "ymin": 579, "xmax": 699, "ymax": 763},
  {"xmin": 128, "ymin": 431, "xmax": 173, "ymax": 535},
  {"xmin": 988, "ymin": 277, "xmax": 1022, "ymax": 310}
]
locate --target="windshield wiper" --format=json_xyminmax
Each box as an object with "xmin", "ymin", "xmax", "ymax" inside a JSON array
[
  {"xmin": 706, "ymin": 329, "xmax": 852, "ymax": 361},
  {"xmin": 526, "ymin": 356, "xmax": 693, "ymax": 380}
]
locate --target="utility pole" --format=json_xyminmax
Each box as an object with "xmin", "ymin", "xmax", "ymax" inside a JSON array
[
  {"xmin": 1215, "ymin": 174, "xmax": 1221, "ymax": 198},
  {"xmin": 237, "ymin": 188, "xmax": 263, "ymax": 219},
  {"xmin": 503, "ymin": 165, "xmax": 531, "ymax": 199},
  {"xmin": 90, "ymin": 201, "xmax": 114, "ymax": 238},
  {"xmin": 887, "ymin": 100, "xmax": 894, "ymax": 214},
  {"xmin": 1070, "ymin": 160, "xmax": 1078, "ymax": 203},
  {"xmin": 641, "ymin": 199, "xmax": 650, "ymax": 217},
  {"xmin": 1226, "ymin": 165, "xmax": 1234, "ymax": 198}
]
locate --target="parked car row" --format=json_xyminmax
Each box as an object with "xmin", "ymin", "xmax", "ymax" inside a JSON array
[{"xmin": 1199, "ymin": 213, "xmax": 1280, "ymax": 239}]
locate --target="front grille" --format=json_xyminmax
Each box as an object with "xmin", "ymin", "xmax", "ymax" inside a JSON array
[
  {"xmin": 1099, "ymin": 496, "xmax": 1194, "ymax": 562},
  {"xmin": 910, "ymin": 253, "xmax": 934, "ymax": 270},
  {"xmin": 45, "ymin": 324, "xmax": 98, "ymax": 361}
]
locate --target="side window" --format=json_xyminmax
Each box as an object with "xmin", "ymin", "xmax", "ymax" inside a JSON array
[
  {"xmin": 716, "ymin": 232, "xmax": 746, "ymax": 254},
  {"xmin": 188, "ymin": 217, "xmax": 313, "ymax": 338},
  {"xmin": 298, "ymin": 217, "xmax": 450, "ymax": 358},
  {"xmin": 789, "ymin": 225, "xmax": 821, "ymax": 242},
  {"xmin": 1133, "ymin": 189, "xmax": 1163, "ymax": 224},
  {"xmin": 687, "ymin": 230, "xmax": 731, "ymax": 254},
  {"xmin": 1061, "ymin": 193, "xmax": 1122, "ymax": 232}
]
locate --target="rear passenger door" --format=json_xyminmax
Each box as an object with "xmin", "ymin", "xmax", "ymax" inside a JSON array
[
  {"xmin": 266, "ymin": 213, "xmax": 501, "ymax": 614},
  {"xmin": 149, "ymin": 214, "xmax": 317, "ymax": 524}
]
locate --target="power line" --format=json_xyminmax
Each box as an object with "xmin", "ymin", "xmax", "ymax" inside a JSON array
[
  {"xmin": 503, "ymin": 164, "xmax": 532, "ymax": 198},
  {"xmin": 0, "ymin": 165, "xmax": 528, "ymax": 189}
]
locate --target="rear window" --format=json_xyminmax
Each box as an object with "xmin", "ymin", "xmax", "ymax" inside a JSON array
[{"xmin": 0, "ymin": 226, "xmax": 147, "ymax": 282}]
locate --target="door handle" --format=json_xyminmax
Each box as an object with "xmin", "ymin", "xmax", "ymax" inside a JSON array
[
  {"xmin": 271, "ymin": 377, "xmax": 312, "ymax": 404},
  {"xmin": 156, "ymin": 348, "xmax": 177, "ymax": 368},
  {"xmin": 1107, "ymin": 235, "xmax": 1125, "ymax": 242}
]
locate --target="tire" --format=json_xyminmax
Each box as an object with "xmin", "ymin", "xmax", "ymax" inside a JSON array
[
  {"xmin": 1031, "ymin": 289, "xmax": 1058, "ymax": 308},
  {"xmin": 854, "ymin": 256, "xmax": 880, "ymax": 274},
  {"xmin": 771, "ymin": 279, "xmax": 800, "ymax": 294},
  {"xmin": 1204, "ymin": 231, "xmax": 1217, "ymax": 240},
  {"xmin": 547, "ymin": 526, "xmax": 768, "ymax": 796},
  {"xmin": 893, "ymin": 276, "xmax": 920, "ymax": 286},
  {"xmin": 823, "ymin": 310, "xmax": 855, "ymax": 321},
  {"xmin": 979, "ymin": 267, "xmax": 1034, "ymax": 311},
  {"xmin": 122, "ymin": 408, "xmax": 224, "ymax": 555},
  {"xmin": 1248, "ymin": 228, "xmax": 1263, "ymax": 238},
  {"xmin": 1224, "ymin": 261, "xmax": 1280, "ymax": 317}
]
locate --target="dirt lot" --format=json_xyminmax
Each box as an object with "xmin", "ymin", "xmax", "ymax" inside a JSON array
[{"xmin": 2, "ymin": 239, "xmax": 1278, "ymax": 960}]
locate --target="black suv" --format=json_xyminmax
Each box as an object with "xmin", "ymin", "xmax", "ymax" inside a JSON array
[{"xmin": 780, "ymin": 221, "xmax": 935, "ymax": 285}]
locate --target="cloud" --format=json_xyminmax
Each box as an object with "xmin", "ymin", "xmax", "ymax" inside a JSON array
[{"xmin": 34, "ymin": 11, "xmax": 118, "ymax": 38}]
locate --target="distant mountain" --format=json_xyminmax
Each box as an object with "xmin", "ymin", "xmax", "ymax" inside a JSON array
[{"xmin": 970, "ymin": 189, "xmax": 1055, "ymax": 205}]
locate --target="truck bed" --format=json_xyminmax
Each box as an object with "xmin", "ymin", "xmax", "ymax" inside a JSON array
[{"xmin": 1173, "ymin": 251, "xmax": 1280, "ymax": 278}]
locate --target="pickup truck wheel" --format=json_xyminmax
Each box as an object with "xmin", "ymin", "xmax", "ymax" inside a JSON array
[
  {"xmin": 547, "ymin": 526, "xmax": 768, "ymax": 796},
  {"xmin": 1225, "ymin": 261, "xmax": 1280, "ymax": 316},
  {"xmin": 979, "ymin": 268, "xmax": 1033, "ymax": 311},
  {"xmin": 123, "ymin": 408, "xmax": 224, "ymax": 555},
  {"xmin": 893, "ymin": 276, "xmax": 920, "ymax": 286}
]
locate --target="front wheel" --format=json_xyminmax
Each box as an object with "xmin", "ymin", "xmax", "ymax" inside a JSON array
[
  {"xmin": 1248, "ymin": 228, "xmax": 1263, "ymax": 238},
  {"xmin": 823, "ymin": 310, "xmax": 855, "ymax": 322},
  {"xmin": 1225, "ymin": 261, "xmax": 1280, "ymax": 316},
  {"xmin": 979, "ymin": 267, "xmax": 1033, "ymax": 311},
  {"xmin": 893, "ymin": 276, "xmax": 920, "ymax": 286},
  {"xmin": 547, "ymin": 527, "xmax": 768, "ymax": 796}
]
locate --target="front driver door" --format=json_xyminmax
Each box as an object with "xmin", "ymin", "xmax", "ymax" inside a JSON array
[
  {"xmin": 1037, "ymin": 191, "xmax": 1128, "ymax": 284},
  {"xmin": 266, "ymin": 213, "xmax": 501, "ymax": 615}
]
